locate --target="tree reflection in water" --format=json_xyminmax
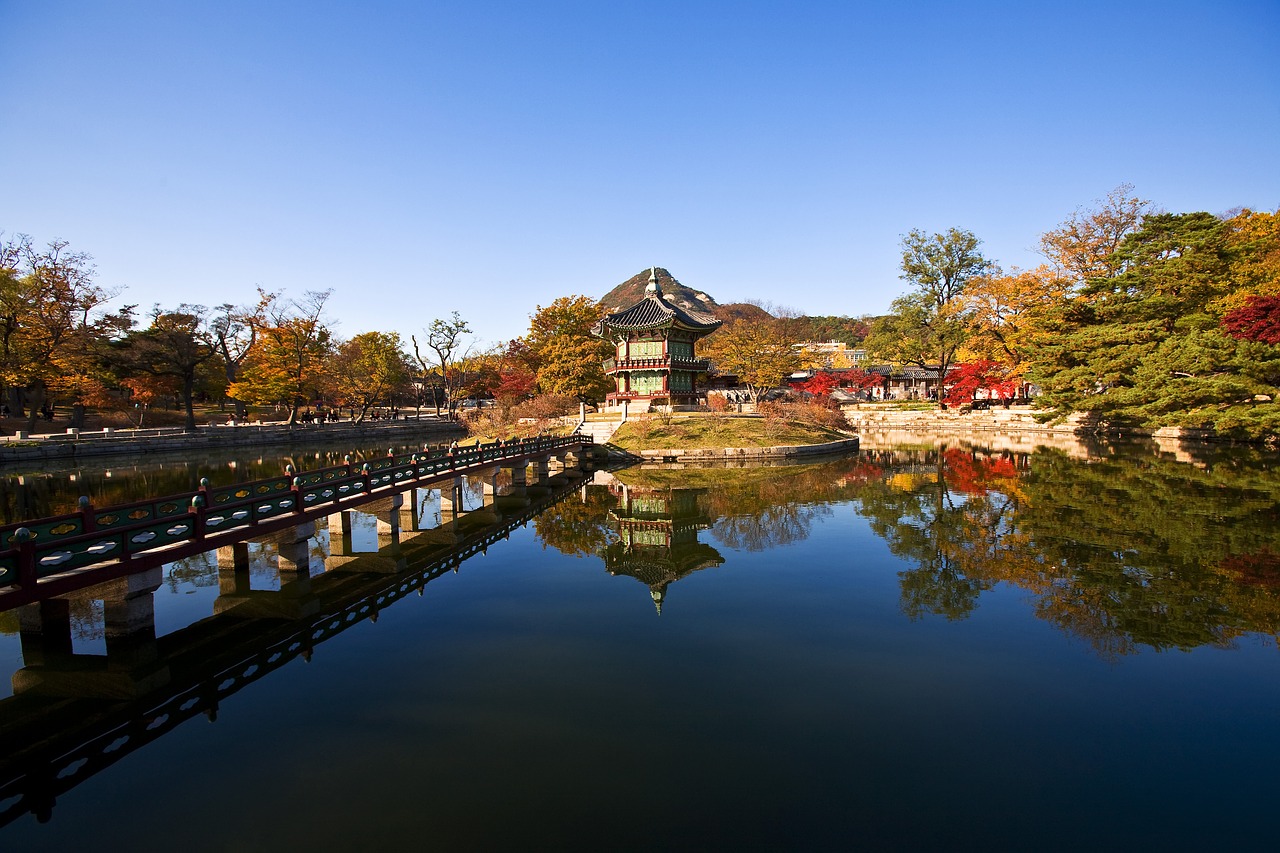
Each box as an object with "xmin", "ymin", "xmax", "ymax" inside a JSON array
[{"xmin": 532, "ymin": 446, "xmax": 1280, "ymax": 657}]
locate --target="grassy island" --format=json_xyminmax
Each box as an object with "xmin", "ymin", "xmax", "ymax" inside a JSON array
[{"xmin": 608, "ymin": 413, "xmax": 852, "ymax": 452}]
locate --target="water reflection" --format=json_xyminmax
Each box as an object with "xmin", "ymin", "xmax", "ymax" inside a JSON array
[
  {"xmin": 0, "ymin": 464, "xmax": 585, "ymax": 828},
  {"xmin": 0, "ymin": 438, "xmax": 460, "ymax": 524},
  {"xmin": 2, "ymin": 442, "xmax": 1279, "ymax": 846},
  {"xmin": 601, "ymin": 482, "xmax": 724, "ymax": 614},
  {"xmin": 532, "ymin": 447, "xmax": 1280, "ymax": 656}
]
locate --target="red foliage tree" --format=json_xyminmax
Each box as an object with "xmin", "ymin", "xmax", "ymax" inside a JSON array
[
  {"xmin": 798, "ymin": 371, "xmax": 841, "ymax": 397},
  {"xmin": 1222, "ymin": 295, "xmax": 1280, "ymax": 345},
  {"xmin": 844, "ymin": 368, "xmax": 883, "ymax": 393},
  {"xmin": 942, "ymin": 361, "xmax": 1018, "ymax": 407}
]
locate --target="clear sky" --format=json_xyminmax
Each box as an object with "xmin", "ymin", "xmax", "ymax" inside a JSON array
[{"xmin": 2, "ymin": 0, "xmax": 1277, "ymax": 347}]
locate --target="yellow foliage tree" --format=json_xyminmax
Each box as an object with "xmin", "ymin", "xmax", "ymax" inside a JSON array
[{"xmin": 959, "ymin": 265, "xmax": 1072, "ymax": 376}]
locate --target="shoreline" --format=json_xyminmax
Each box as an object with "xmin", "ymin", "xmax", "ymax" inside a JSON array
[{"xmin": 0, "ymin": 419, "xmax": 467, "ymax": 465}]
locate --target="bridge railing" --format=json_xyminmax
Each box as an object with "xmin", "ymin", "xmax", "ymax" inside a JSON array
[{"xmin": 0, "ymin": 434, "xmax": 589, "ymax": 593}]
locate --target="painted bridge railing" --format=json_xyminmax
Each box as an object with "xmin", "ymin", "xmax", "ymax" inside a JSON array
[{"xmin": 0, "ymin": 434, "xmax": 590, "ymax": 597}]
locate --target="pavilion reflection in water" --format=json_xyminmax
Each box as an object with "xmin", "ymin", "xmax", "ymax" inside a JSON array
[{"xmin": 602, "ymin": 481, "xmax": 724, "ymax": 614}]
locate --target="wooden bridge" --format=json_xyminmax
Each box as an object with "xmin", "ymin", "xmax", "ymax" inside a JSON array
[
  {"xmin": 0, "ymin": 462, "xmax": 592, "ymax": 827},
  {"xmin": 0, "ymin": 434, "xmax": 593, "ymax": 612}
]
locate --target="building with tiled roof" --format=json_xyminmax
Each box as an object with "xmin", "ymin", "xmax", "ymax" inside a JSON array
[{"xmin": 591, "ymin": 267, "xmax": 721, "ymax": 409}]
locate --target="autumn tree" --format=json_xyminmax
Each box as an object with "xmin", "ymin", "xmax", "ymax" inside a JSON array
[
  {"xmin": 1222, "ymin": 296, "xmax": 1280, "ymax": 345},
  {"xmin": 798, "ymin": 371, "xmax": 841, "ymax": 398},
  {"xmin": 491, "ymin": 340, "xmax": 538, "ymax": 408},
  {"xmin": 941, "ymin": 361, "xmax": 1019, "ymax": 407},
  {"xmin": 0, "ymin": 235, "xmax": 127, "ymax": 431},
  {"xmin": 960, "ymin": 265, "xmax": 1072, "ymax": 375},
  {"xmin": 524, "ymin": 296, "xmax": 612, "ymax": 401},
  {"xmin": 329, "ymin": 331, "xmax": 411, "ymax": 422},
  {"xmin": 229, "ymin": 290, "xmax": 334, "ymax": 424},
  {"xmin": 1039, "ymin": 183, "xmax": 1152, "ymax": 283},
  {"xmin": 864, "ymin": 227, "xmax": 992, "ymax": 403},
  {"xmin": 115, "ymin": 305, "xmax": 220, "ymax": 430},
  {"xmin": 1217, "ymin": 209, "xmax": 1280, "ymax": 313},
  {"xmin": 701, "ymin": 320, "xmax": 801, "ymax": 402}
]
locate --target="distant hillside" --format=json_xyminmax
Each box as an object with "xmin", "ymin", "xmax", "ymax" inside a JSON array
[{"xmin": 715, "ymin": 302, "xmax": 774, "ymax": 325}]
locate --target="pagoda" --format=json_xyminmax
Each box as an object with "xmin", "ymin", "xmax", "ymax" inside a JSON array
[{"xmin": 591, "ymin": 267, "xmax": 721, "ymax": 409}]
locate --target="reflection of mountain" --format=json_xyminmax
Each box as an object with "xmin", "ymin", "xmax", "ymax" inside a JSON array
[{"xmin": 603, "ymin": 485, "xmax": 724, "ymax": 614}]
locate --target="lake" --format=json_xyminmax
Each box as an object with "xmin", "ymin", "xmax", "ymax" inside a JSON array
[{"xmin": 1, "ymin": 437, "xmax": 1278, "ymax": 851}]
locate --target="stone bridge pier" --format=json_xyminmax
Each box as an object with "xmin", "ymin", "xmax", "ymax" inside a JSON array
[
  {"xmin": 213, "ymin": 524, "xmax": 321, "ymax": 618},
  {"xmin": 12, "ymin": 566, "xmax": 171, "ymax": 699}
]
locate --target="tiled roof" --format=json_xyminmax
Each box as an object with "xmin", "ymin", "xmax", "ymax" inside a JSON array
[{"xmin": 593, "ymin": 293, "xmax": 722, "ymax": 335}]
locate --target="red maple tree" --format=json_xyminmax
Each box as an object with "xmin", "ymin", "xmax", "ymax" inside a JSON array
[{"xmin": 1222, "ymin": 295, "xmax": 1280, "ymax": 345}]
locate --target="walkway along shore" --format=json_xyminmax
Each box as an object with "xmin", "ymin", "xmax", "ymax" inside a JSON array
[{"xmin": 0, "ymin": 418, "xmax": 468, "ymax": 465}]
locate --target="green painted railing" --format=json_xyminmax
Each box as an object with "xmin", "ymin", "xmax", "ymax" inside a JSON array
[{"xmin": 0, "ymin": 434, "xmax": 590, "ymax": 594}]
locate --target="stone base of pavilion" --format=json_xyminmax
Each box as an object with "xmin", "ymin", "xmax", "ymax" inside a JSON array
[{"xmin": 603, "ymin": 397, "xmax": 707, "ymax": 417}]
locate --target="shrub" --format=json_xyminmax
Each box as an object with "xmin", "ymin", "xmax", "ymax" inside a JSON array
[
  {"xmin": 757, "ymin": 399, "xmax": 850, "ymax": 432},
  {"xmin": 511, "ymin": 394, "xmax": 577, "ymax": 420}
]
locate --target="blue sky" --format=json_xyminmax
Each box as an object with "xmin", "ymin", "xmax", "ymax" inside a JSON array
[{"xmin": 2, "ymin": 0, "xmax": 1277, "ymax": 346}]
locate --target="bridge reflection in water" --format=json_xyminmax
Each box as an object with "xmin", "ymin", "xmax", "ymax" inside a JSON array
[{"xmin": 0, "ymin": 454, "xmax": 592, "ymax": 828}]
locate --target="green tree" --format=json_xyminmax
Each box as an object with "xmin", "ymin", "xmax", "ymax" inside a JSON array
[
  {"xmin": 115, "ymin": 305, "xmax": 220, "ymax": 430},
  {"xmin": 1029, "ymin": 211, "xmax": 1280, "ymax": 437},
  {"xmin": 865, "ymin": 228, "xmax": 992, "ymax": 403}
]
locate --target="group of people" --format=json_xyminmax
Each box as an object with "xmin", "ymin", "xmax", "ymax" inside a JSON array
[
  {"xmin": 0, "ymin": 403, "xmax": 54, "ymax": 420},
  {"xmin": 297, "ymin": 409, "xmax": 342, "ymax": 424}
]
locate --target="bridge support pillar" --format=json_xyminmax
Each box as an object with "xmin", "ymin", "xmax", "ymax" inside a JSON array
[
  {"xmin": 101, "ymin": 567, "xmax": 163, "ymax": 669},
  {"xmin": 479, "ymin": 467, "xmax": 500, "ymax": 504},
  {"xmin": 101, "ymin": 567, "xmax": 163, "ymax": 638},
  {"xmin": 402, "ymin": 488, "xmax": 427, "ymax": 531},
  {"xmin": 217, "ymin": 541, "xmax": 250, "ymax": 571},
  {"xmin": 328, "ymin": 512, "xmax": 355, "ymax": 557},
  {"xmin": 277, "ymin": 538, "xmax": 312, "ymax": 575},
  {"xmin": 17, "ymin": 599, "xmax": 73, "ymax": 667},
  {"xmin": 440, "ymin": 477, "xmax": 465, "ymax": 514}
]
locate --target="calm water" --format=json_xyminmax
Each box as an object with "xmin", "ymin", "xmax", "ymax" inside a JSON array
[{"xmin": 2, "ymin": 439, "xmax": 1279, "ymax": 851}]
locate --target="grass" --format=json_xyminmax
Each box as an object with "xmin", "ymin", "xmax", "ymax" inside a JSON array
[{"xmin": 609, "ymin": 413, "xmax": 851, "ymax": 451}]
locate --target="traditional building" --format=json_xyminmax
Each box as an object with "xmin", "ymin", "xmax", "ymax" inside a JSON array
[{"xmin": 591, "ymin": 268, "xmax": 721, "ymax": 409}]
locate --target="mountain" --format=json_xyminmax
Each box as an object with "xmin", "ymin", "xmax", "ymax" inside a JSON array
[
  {"xmin": 599, "ymin": 268, "xmax": 776, "ymax": 325},
  {"xmin": 599, "ymin": 268, "xmax": 718, "ymax": 315}
]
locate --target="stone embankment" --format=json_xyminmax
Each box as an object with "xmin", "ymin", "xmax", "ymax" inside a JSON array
[
  {"xmin": 633, "ymin": 437, "xmax": 859, "ymax": 466},
  {"xmin": 842, "ymin": 405, "xmax": 1226, "ymax": 454},
  {"xmin": 0, "ymin": 419, "xmax": 467, "ymax": 464}
]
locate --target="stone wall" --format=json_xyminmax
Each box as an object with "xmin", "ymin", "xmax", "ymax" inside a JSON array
[
  {"xmin": 0, "ymin": 420, "xmax": 467, "ymax": 464},
  {"xmin": 636, "ymin": 437, "xmax": 860, "ymax": 465}
]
